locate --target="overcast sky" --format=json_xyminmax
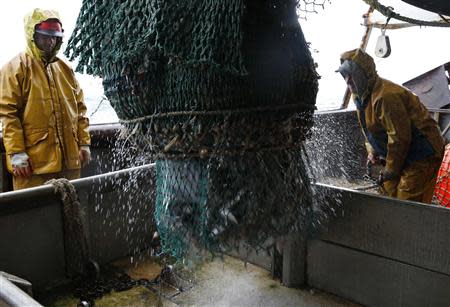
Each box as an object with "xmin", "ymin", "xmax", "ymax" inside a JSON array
[{"xmin": 0, "ymin": 0, "xmax": 449, "ymax": 113}]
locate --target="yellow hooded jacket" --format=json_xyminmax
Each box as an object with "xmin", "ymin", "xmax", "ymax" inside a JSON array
[
  {"xmin": 340, "ymin": 49, "xmax": 445, "ymax": 177},
  {"xmin": 0, "ymin": 8, "xmax": 90, "ymax": 174}
]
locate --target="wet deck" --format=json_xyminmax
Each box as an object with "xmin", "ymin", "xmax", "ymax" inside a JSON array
[
  {"xmin": 44, "ymin": 255, "xmax": 359, "ymax": 307},
  {"xmin": 171, "ymin": 256, "xmax": 359, "ymax": 307}
]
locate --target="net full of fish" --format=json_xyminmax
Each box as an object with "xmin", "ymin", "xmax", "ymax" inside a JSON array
[{"xmin": 66, "ymin": 0, "xmax": 321, "ymax": 260}]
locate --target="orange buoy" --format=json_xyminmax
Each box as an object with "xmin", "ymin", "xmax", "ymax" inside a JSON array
[{"xmin": 433, "ymin": 144, "xmax": 450, "ymax": 207}]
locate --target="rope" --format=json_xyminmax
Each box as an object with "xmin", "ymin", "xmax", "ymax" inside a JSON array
[
  {"xmin": 119, "ymin": 103, "xmax": 316, "ymax": 124},
  {"xmin": 89, "ymin": 96, "xmax": 108, "ymax": 118},
  {"xmin": 47, "ymin": 178, "xmax": 91, "ymax": 277},
  {"xmin": 363, "ymin": 0, "xmax": 450, "ymax": 27},
  {"xmin": 297, "ymin": 0, "xmax": 329, "ymax": 19}
]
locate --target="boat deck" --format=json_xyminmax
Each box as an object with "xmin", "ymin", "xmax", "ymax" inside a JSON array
[{"xmin": 42, "ymin": 255, "xmax": 359, "ymax": 307}]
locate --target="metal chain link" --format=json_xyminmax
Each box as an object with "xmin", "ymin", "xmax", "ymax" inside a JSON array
[{"xmin": 74, "ymin": 267, "xmax": 159, "ymax": 306}]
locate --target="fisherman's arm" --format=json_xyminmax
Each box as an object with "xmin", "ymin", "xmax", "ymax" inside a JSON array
[
  {"xmin": 376, "ymin": 96, "xmax": 411, "ymax": 179},
  {"xmin": 0, "ymin": 60, "xmax": 32, "ymax": 177},
  {"xmin": 73, "ymin": 72, "xmax": 91, "ymax": 167},
  {"xmin": 357, "ymin": 109, "xmax": 378, "ymax": 165}
]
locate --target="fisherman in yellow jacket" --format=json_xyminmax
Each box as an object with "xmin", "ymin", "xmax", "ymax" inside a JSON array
[
  {"xmin": 0, "ymin": 8, "xmax": 91, "ymax": 190},
  {"xmin": 336, "ymin": 48, "xmax": 445, "ymax": 203}
]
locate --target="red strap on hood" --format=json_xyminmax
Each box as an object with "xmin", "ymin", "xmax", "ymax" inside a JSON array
[{"xmin": 36, "ymin": 20, "xmax": 62, "ymax": 32}]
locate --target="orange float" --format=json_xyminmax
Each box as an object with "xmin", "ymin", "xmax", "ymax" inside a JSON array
[{"xmin": 433, "ymin": 144, "xmax": 450, "ymax": 207}]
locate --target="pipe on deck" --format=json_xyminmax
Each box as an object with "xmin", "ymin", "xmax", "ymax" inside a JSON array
[
  {"xmin": 0, "ymin": 163, "xmax": 155, "ymax": 215},
  {"xmin": 0, "ymin": 275, "xmax": 41, "ymax": 307}
]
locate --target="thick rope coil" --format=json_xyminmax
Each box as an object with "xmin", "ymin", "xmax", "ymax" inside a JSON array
[{"xmin": 47, "ymin": 178, "xmax": 90, "ymax": 277}]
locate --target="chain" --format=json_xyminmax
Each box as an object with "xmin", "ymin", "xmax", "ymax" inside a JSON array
[
  {"xmin": 74, "ymin": 264, "xmax": 191, "ymax": 306},
  {"xmin": 75, "ymin": 271, "xmax": 159, "ymax": 306}
]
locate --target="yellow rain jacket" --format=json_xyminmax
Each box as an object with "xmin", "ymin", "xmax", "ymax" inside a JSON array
[
  {"xmin": 340, "ymin": 49, "xmax": 445, "ymax": 203},
  {"xmin": 0, "ymin": 9, "xmax": 90, "ymax": 175}
]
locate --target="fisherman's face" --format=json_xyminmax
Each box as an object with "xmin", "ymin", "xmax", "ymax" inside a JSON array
[{"xmin": 34, "ymin": 32, "xmax": 58, "ymax": 56}]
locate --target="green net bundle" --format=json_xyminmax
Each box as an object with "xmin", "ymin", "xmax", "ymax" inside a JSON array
[{"xmin": 66, "ymin": 0, "xmax": 319, "ymax": 260}]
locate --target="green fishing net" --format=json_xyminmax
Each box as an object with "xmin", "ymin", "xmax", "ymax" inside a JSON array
[{"xmin": 66, "ymin": 0, "xmax": 320, "ymax": 260}]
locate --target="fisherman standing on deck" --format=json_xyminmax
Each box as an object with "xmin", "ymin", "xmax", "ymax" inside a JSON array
[
  {"xmin": 336, "ymin": 48, "xmax": 445, "ymax": 203},
  {"xmin": 0, "ymin": 8, "xmax": 91, "ymax": 190}
]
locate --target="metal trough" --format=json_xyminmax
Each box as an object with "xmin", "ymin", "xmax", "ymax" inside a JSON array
[{"xmin": 1, "ymin": 110, "xmax": 449, "ymax": 306}]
